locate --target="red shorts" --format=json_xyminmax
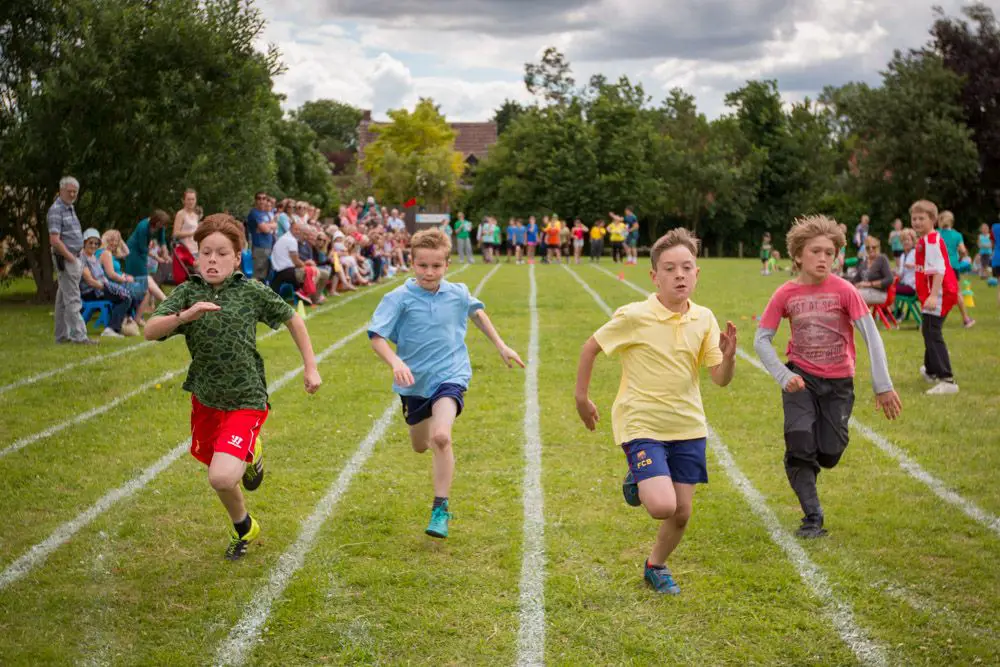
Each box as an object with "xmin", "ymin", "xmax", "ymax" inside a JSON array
[{"xmin": 189, "ymin": 395, "xmax": 269, "ymax": 466}]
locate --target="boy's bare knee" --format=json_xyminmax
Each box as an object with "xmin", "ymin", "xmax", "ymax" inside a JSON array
[
  {"xmin": 208, "ymin": 469, "xmax": 240, "ymax": 492},
  {"xmin": 644, "ymin": 500, "xmax": 676, "ymax": 521},
  {"xmin": 431, "ymin": 431, "xmax": 452, "ymax": 450},
  {"xmin": 673, "ymin": 505, "xmax": 692, "ymax": 528},
  {"xmin": 411, "ymin": 439, "xmax": 430, "ymax": 453}
]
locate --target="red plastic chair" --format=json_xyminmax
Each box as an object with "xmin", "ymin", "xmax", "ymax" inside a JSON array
[
  {"xmin": 172, "ymin": 244, "xmax": 196, "ymax": 285},
  {"xmin": 871, "ymin": 277, "xmax": 899, "ymax": 330}
]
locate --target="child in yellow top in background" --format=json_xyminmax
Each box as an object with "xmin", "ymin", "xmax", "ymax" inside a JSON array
[
  {"xmin": 574, "ymin": 228, "xmax": 737, "ymax": 595},
  {"xmin": 607, "ymin": 214, "xmax": 628, "ymax": 263},
  {"xmin": 589, "ymin": 220, "xmax": 607, "ymax": 262}
]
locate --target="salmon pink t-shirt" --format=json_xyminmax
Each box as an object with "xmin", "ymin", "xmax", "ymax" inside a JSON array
[{"xmin": 759, "ymin": 275, "xmax": 869, "ymax": 379}]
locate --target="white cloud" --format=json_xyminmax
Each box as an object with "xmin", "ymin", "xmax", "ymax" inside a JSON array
[{"xmin": 255, "ymin": 0, "xmax": 997, "ymax": 121}]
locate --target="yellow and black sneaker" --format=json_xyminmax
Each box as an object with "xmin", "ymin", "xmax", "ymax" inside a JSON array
[
  {"xmin": 225, "ymin": 514, "xmax": 261, "ymax": 561},
  {"xmin": 242, "ymin": 437, "xmax": 265, "ymax": 491}
]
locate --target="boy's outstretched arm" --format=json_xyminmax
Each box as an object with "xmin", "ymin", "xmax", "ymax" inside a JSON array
[
  {"xmin": 852, "ymin": 313, "xmax": 902, "ymax": 420},
  {"xmin": 370, "ymin": 334, "xmax": 415, "ymax": 387},
  {"xmin": 285, "ymin": 314, "xmax": 321, "ymax": 393},
  {"xmin": 709, "ymin": 321, "xmax": 738, "ymax": 387},
  {"xmin": 574, "ymin": 337, "xmax": 602, "ymax": 430},
  {"xmin": 471, "ymin": 310, "xmax": 525, "ymax": 369}
]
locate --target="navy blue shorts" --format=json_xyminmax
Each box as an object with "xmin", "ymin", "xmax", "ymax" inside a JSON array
[
  {"xmin": 400, "ymin": 383, "xmax": 466, "ymax": 426},
  {"xmin": 622, "ymin": 438, "xmax": 708, "ymax": 485}
]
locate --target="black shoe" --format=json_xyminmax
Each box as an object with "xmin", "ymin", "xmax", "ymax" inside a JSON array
[{"xmin": 795, "ymin": 515, "xmax": 828, "ymax": 539}]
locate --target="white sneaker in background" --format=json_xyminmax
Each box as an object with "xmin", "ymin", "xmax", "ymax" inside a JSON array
[{"xmin": 926, "ymin": 381, "xmax": 959, "ymax": 395}]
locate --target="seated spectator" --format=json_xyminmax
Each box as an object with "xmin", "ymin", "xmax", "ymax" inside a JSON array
[
  {"xmin": 98, "ymin": 229, "xmax": 141, "ymax": 328},
  {"xmin": 296, "ymin": 226, "xmax": 332, "ymax": 304},
  {"xmin": 849, "ymin": 235, "xmax": 894, "ymax": 305},
  {"xmin": 270, "ymin": 223, "xmax": 310, "ymax": 302},
  {"xmin": 79, "ymin": 228, "xmax": 135, "ymax": 337},
  {"xmin": 896, "ymin": 229, "xmax": 917, "ymax": 297}
]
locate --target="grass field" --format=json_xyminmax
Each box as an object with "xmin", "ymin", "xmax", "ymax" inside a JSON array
[{"xmin": 0, "ymin": 259, "xmax": 997, "ymax": 666}]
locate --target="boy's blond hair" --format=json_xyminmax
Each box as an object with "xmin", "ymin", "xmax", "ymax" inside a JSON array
[
  {"xmin": 410, "ymin": 227, "xmax": 452, "ymax": 255},
  {"xmin": 909, "ymin": 200, "xmax": 938, "ymax": 222},
  {"xmin": 786, "ymin": 215, "xmax": 846, "ymax": 268},
  {"xmin": 650, "ymin": 228, "xmax": 699, "ymax": 267},
  {"xmin": 938, "ymin": 210, "xmax": 955, "ymax": 229}
]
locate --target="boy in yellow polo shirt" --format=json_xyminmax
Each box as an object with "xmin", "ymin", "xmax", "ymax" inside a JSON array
[{"xmin": 575, "ymin": 228, "xmax": 737, "ymax": 594}]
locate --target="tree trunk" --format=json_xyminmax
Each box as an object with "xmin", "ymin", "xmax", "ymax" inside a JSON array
[{"xmin": 10, "ymin": 196, "xmax": 57, "ymax": 302}]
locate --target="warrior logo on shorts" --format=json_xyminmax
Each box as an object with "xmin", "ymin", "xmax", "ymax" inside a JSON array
[{"xmin": 227, "ymin": 435, "xmax": 244, "ymax": 449}]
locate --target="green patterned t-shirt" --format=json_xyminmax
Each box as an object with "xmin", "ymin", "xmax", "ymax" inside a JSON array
[{"xmin": 153, "ymin": 273, "xmax": 295, "ymax": 411}]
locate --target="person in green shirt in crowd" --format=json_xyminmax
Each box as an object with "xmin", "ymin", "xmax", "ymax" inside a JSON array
[
  {"xmin": 453, "ymin": 212, "xmax": 474, "ymax": 264},
  {"xmin": 938, "ymin": 210, "xmax": 975, "ymax": 328},
  {"xmin": 145, "ymin": 214, "xmax": 322, "ymax": 561}
]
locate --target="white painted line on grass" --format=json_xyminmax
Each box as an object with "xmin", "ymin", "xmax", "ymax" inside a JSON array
[
  {"xmin": 575, "ymin": 266, "xmax": 886, "ymax": 665},
  {"xmin": 562, "ymin": 264, "xmax": 613, "ymax": 315},
  {"xmin": 517, "ymin": 263, "xmax": 546, "ymax": 667},
  {"xmin": 216, "ymin": 263, "xmax": 489, "ymax": 666},
  {"xmin": 215, "ymin": 402, "xmax": 396, "ymax": 667},
  {"xmin": 0, "ymin": 275, "xmax": 413, "ymax": 459},
  {"xmin": 594, "ymin": 264, "xmax": 1000, "ymax": 540},
  {"xmin": 0, "ymin": 340, "xmax": 157, "ymax": 396},
  {"xmin": 0, "ymin": 368, "xmax": 184, "ymax": 459},
  {"xmin": 707, "ymin": 427, "xmax": 888, "ymax": 667},
  {"xmin": 733, "ymin": 347, "xmax": 1000, "ymax": 538},
  {"xmin": 0, "ymin": 314, "xmax": 391, "ymax": 591},
  {"xmin": 0, "ymin": 272, "xmax": 410, "ymax": 398}
]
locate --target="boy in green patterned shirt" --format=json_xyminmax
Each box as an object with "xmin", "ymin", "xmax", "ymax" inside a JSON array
[{"xmin": 146, "ymin": 214, "xmax": 322, "ymax": 560}]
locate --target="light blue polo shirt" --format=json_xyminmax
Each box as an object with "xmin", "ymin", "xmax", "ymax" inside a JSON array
[{"xmin": 367, "ymin": 278, "xmax": 485, "ymax": 397}]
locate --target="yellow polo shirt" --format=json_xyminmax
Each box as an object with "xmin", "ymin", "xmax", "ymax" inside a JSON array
[
  {"xmin": 608, "ymin": 222, "xmax": 627, "ymax": 242},
  {"xmin": 590, "ymin": 226, "xmax": 606, "ymax": 241},
  {"xmin": 593, "ymin": 294, "xmax": 723, "ymax": 444}
]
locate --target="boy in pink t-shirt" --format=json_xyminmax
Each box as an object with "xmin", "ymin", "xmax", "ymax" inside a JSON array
[{"xmin": 754, "ymin": 215, "xmax": 901, "ymax": 539}]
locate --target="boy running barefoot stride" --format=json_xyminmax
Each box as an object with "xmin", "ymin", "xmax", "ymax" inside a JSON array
[
  {"xmin": 145, "ymin": 214, "xmax": 321, "ymax": 560},
  {"xmin": 754, "ymin": 215, "xmax": 901, "ymax": 539},
  {"xmin": 368, "ymin": 229, "xmax": 524, "ymax": 539},
  {"xmin": 575, "ymin": 229, "xmax": 737, "ymax": 595}
]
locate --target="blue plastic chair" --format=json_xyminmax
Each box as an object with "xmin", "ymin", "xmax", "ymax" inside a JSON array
[{"xmin": 81, "ymin": 301, "xmax": 112, "ymax": 330}]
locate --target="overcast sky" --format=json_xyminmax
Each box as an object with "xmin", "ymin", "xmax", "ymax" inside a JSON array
[{"xmin": 256, "ymin": 0, "xmax": 998, "ymax": 122}]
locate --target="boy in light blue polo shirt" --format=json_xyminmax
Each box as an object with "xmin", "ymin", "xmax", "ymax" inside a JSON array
[{"xmin": 369, "ymin": 228, "xmax": 524, "ymax": 538}]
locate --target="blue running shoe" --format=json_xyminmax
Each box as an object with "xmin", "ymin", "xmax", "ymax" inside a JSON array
[
  {"xmin": 644, "ymin": 561, "xmax": 681, "ymax": 595},
  {"xmin": 622, "ymin": 470, "xmax": 641, "ymax": 507},
  {"xmin": 425, "ymin": 502, "xmax": 451, "ymax": 539}
]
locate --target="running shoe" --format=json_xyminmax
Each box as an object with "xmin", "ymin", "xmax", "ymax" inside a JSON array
[
  {"xmin": 794, "ymin": 515, "xmax": 828, "ymax": 539},
  {"xmin": 242, "ymin": 437, "xmax": 264, "ymax": 491},
  {"xmin": 622, "ymin": 470, "xmax": 641, "ymax": 507},
  {"xmin": 644, "ymin": 561, "xmax": 681, "ymax": 595},
  {"xmin": 225, "ymin": 514, "xmax": 261, "ymax": 561},
  {"xmin": 425, "ymin": 502, "xmax": 452, "ymax": 539}
]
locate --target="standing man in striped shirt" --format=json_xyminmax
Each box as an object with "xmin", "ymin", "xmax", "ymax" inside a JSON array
[{"xmin": 48, "ymin": 176, "xmax": 95, "ymax": 345}]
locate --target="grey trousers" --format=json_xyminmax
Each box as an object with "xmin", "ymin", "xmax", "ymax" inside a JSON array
[
  {"xmin": 456, "ymin": 237, "xmax": 474, "ymax": 263},
  {"xmin": 54, "ymin": 257, "xmax": 89, "ymax": 342},
  {"xmin": 252, "ymin": 247, "xmax": 271, "ymax": 280}
]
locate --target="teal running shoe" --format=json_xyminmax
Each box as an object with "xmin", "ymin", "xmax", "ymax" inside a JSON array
[
  {"xmin": 622, "ymin": 470, "xmax": 641, "ymax": 507},
  {"xmin": 425, "ymin": 502, "xmax": 451, "ymax": 539},
  {"xmin": 644, "ymin": 561, "xmax": 681, "ymax": 595}
]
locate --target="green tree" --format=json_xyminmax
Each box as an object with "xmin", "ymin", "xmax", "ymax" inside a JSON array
[
  {"xmin": 362, "ymin": 99, "xmax": 464, "ymax": 208},
  {"xmin": 292, "ymin": 99, "xmax": 363, "ymax": 153},
  {"xmin": 1, "ymin": 0, "xmax": 282, "ymax": 299},
  {"xmin": 272, "ymin": 117, "xmax": 338, "ymax": 211},
  {"xmin": 822, "ymin": 52, "xmax": 979, "ymax": 226},
  {"xmin": 524, "ymin": 47, "xmax": 576, "ymax": 106},
  {"xmin": 492, "ymin": 99, "xmax": 528, "ymax": 136},
  {"xmin": 929, "ymin": 3, "xmax": 1000, "ymax": 219}
]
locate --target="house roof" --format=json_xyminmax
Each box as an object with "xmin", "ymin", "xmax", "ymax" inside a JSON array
[{"xmin": 357, "ymin": 112, "xmax": 497, "ymax": 160}]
